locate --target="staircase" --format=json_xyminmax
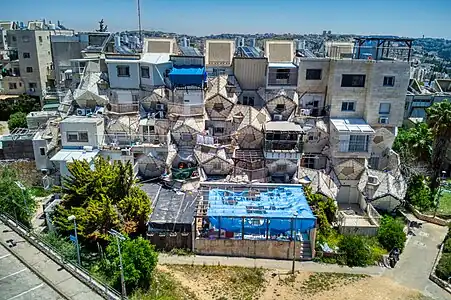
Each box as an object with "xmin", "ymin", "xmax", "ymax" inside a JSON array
[{"xmin": 299, "ymin": 241, "xmax": 313, "ymax": 261}]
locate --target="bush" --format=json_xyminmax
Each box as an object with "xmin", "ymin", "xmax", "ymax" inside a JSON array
[
  {"xmin": 443, "ymin": 238, "xmax": 451, "ymax": 254},
  {"xmin": 406, "ymin": 175, "xmax": 434, "ymax": 211},
  {"xmin": 435, "ymin": 253, "xmax": 451, "ymax": 281},
  {"xmin": 377, "ymin": 216, "xmax": 406, "ymax": 252},
  {"xmin": 337, "ymin": 235, "xmax": 373, "ymax": 267},
  {"xmin": 7, "ymin": 112, "xmax": 27, "ymax": 131}
]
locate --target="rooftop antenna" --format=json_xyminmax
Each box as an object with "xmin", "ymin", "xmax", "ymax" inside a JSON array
[{"xmin": 137, "ymin": 0, "xmax": 142, "ymax": 46}]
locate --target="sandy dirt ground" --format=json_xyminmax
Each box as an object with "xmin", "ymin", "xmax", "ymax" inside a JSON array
[{"xmin": 160, "ymin": 265, "xmax": 428, "ymax": 300}]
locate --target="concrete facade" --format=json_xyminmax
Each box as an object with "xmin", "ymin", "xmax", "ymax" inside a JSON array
[{"xmin": 60, "ymin": 116, "xmax": 104, "ymax": 148}]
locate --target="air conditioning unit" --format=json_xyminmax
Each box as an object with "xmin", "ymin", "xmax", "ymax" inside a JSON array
[
  {"xmin": 273, "ymin": 114, "xmax": 283, "ymax": 121},
  {"xmin": 121, "ymin": 148, "xmax": 131, "ymax": 156},
  {"xmin": 76, "ymin": 108, "xmax": 86, "ymax": 116},
  {"xmin": 156, "ymin": 104, "xmax": 165, "ymax": 111},
  {"xmin": 368, "ymin": 176, "xmax": 378, "ymax": 185},
  {"xmin": 85, "ymin": 108, "xmax": 92, "ymax": 115},
  {"xmin": 83, "ymin": 146, "xmax": 93, "ymax": 152},
  {"xmin": 378, "ymin": 116, "xmax": 389, "ymax": 124}
]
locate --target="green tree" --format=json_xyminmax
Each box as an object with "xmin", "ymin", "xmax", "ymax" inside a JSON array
[
  {"xmin": 426, "ymin": 100, "xmax": 451, "ymax": 193},
  {"xmin": 0, "ymin": 166, "xmax": 36, "ymax": 227},
  {"xmin": 406, "ymin": 175, "xmax": 433, "ymax": 211},
  {"xmin": 52, "ymin": 157, "xmax": 151, "ymax": 245},
  {"xmin": 338, "ymin": 235, "xmax": 373, "ymax": 267},
  {"xmin": 304, "ymin": 186, "xmax": 337, "ymax": 236},
  {"xmin": 102, "ymin": 236, "xmax": 158, "ymax": 292},
  {"xmin": 7, "ymin": 112, "xmax": 27, "ymax": 131},
  {"xmin": 377, "ymin": 216, "xmax": 407, "ymax": 252}
]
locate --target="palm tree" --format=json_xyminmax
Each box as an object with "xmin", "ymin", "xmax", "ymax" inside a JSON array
[{"xmin": 426, "ymin": 100, "xmax": 451, "ymax": 193}]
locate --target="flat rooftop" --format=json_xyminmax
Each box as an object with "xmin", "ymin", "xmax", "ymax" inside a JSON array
[
  {"xmin": 50, "ymin": 149, "xmax": 99, "ymax": 162},
  {"xmin": 330, "ymin": 118, "xmax": 374, "ymax": 133},
  {"xmin": 60, "ymin": 116, "xmax": 103, "ymax": 124},
  {"xmin": 268, "ymin": 62, "xmax": 297, "ymax": 68},
  {"xmin": 265, "ymin": 121, "xmax": 303, "ymax": 132}
]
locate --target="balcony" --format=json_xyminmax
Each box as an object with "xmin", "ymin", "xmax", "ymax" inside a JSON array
[{"xmin": 108, "ymin": 103, "xmax": 139, "ymax": 114}]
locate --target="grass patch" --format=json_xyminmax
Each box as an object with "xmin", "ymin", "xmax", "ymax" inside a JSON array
[
  {"xmin": 166, "ymin": 265, "xmax": 265, "ymax": 300},
  {"xmin": 29, "ymin": 186, "xmax": 52, "ymax": 197},
  {"xmin": 130, "ymin": 271, "xmax": 198, "ymax": 300},
  {"xmin": 301, "ymin": 272, "xmax": 368, "ymax": 295},
  {"xmin": 437, "ymin": 190, "xmax": 451, "ymax": 217}
]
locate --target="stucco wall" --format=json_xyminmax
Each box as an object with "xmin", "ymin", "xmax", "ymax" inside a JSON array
[{"xmin": 194, "ymin": 238, "xmax": 301, "ymax": 260}]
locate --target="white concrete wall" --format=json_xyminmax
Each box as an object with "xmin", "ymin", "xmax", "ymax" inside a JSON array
[
  {"xmin": 60, "ymin": 119, "xmax": 104, "ymax": 148},
  {"xmin": 32, "ymin": 137, "xmax": 51, "ymax": 170},
  {"xmin": 107, "ymin": 61, "xmax": 140, "ymax": 89},
  {"xmin": 297, "ymin": 58, "xmax": 330, "ymax": 94}
]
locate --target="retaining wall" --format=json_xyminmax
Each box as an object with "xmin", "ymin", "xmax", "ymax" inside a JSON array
[
  {"xmin": 194, "ymin": 238, "xmax": 301, "ymax": 260},
  {"xmin": 407, "ymin": 204, "xmax": 449, "ymax": 226}
]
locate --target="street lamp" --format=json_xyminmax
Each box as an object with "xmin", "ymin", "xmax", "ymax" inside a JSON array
[
  {"xmin": 68, "ymin": 215, "xmax": 81, "ymax": 266},
  {"xmin": 108, "ymin": 229, "xmax": 127, "ymax": 298}
]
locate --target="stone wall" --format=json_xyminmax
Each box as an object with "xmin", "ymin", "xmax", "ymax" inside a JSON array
[
  {"xmin": 0, "ymin": 160, "xmax": 42, "ymax": 186},
  {"xmin": 194, "ymin": 238, "xmax": 301, "ymax": 260},
  {"xmin": 148, "ymin": 232, "xmax": 192, "ymax": 251},
  {"xmin": 407, "ymin": 203, "xmax": 449, "ymax": 226}
]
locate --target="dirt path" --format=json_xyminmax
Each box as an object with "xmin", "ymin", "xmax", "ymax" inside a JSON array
[{"xmin": 160, "ymin": 264, "xmax": 427, "ymax": 300}]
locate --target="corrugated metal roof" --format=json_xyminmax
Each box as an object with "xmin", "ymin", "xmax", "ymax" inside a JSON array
[
  {"xmin": 330, "ymin": 118, "xmax": 374, "ymax": 133},
  {"xmin": 50, "ymin": 149, "xmax": 99, "ymax": 162}
]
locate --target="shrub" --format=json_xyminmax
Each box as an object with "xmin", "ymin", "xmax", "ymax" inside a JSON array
[
  {"xmin": 337, "ymin": 235, "xmax": 373, "ymax": 267},
  {"xmin": 7, "ymin": 112, "xmax": 27, "ymax": 131},
  {"xmin": 406, "ymin": 175, "xmax": 434, "ymax": 211},
  {"xmin": 435, "ymin": 253, "xmax": 451, "ymax": 281},
  {"xmin": 377, "ymin": 216, "xmax": 406, "ymax": 252},
  {"xmin": 443, "ymin": 238, "xmax": 451, "ymax": 254}
]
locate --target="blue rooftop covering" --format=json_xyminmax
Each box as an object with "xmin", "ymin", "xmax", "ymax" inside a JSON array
[
  {"xmin": 207, "ymin": 186, "xmax": 316, "ymax": 234},
  {"xmin": 169, "ymin": 66, "xmax": 206, "ymax": 87}
]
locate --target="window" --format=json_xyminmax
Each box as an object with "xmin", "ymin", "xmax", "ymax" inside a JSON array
[
  {"xmin": 379, "ymin": 103, "xmax": 391, "ymax": 114},
  {"xmin": 116, "ymin": 65, "xmax": 130, "ymax": 77},
  {"xmin": 12, "ymin": 36, "xmax": 16, "ymax": 42},
  {"xmin": 212, "ymin": 162, "xmax": 222, "ymax": 170},
  {"xmin": 214, "ymin": 127, "xmax": 224, "ymax": 134},
  {"xmin": 22, "ymin": 35, "xmax": 30, "ymax": 42},
  {"xmin": 26, "ymin": 67, "xmax": 33, "ymax": 73},
  {"xmin": 67, "ymin": 131, "xmax": 89, "ymax": 142},
  {"xmin": 213, "ymin": 102, "xmax": 224, "ymax": 112},
  {"xmin": 39, "ymin": 147, "xmax": 46, "ymax": 156},
  {"xmin": 276, "ymin": 164, "xmax": 287, "ymax": 172},
  {"xmin": 132, "ymin": 94, "xmax": 139, "ymax": 104},
  {"xmin": 181, "ymin": 133, "xmax": 192, "ymax": 141},
  {"xmin": 13, "ymin": 68, "xmax": 20, "ymax": 76},
  {"xmin": 8, "ymin": 83, "xmax": 17, "ymax": 89},
  {"xmin": 79, "ymin": 132, "xmax": 89, "ymax": 142},
  {"xmin": 141, "ymin": 66, "xmax": 150, "ymax": 78},
  {"xmin": 348, "ymin": 135, "xmax": 369, "ymax": 152},
  {"xmin": 341, "ymin": 74, "xmax": 366, "ymax": 87},
  {"xmin": 341, "ymin": 101, "xmax": 355, "ymax": 111},
  {"xmin": 302, "ymin": 157, "xmax": 315, "ymax": 169},
  {"xmin": 275, "ymin": 104, "xmax": 285, "ymax": 112},
  {"xmin": 276, "ymin": 69, "xmax": 290, "ymax": 80},
  {"xmin": 29, "ymin": 83, "xmax": 37, "ymax": 89},
  {"xmin": 23, "ymin": 52, "xmax": 30, "ymax": 59},
  {"xmin": 368, "ymin": 157, "xmax": 380, "ymax": 169},
  {"xmin": 383, "ymin": 76, "xmax": 395, "ymax": 87},
  {"xmin": 38, "ymin": 36, "xmax": 43, "ymax": 43},
  {"xmin": 148, "ymin": 125, "xmax": 155, "ymax": 133},
  {"xmin": 306, "ymin": 69, "xmax": 322, "ymax": 80},
  {"xmin": 242, "ymin": 96, "xmax": 254, "ymax": 106}
]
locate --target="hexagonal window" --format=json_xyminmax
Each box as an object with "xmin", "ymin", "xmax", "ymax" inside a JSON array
[
  {"xmin": 341, "ymin": 166, "xmax": 355, "ymax": 176},
  {"xmin": 373, "ymin": 135, "xmax": 384, "ymax": 144}
]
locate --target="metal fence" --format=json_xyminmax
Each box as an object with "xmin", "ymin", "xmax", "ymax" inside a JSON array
[{"xmin": 0, "ymin": 212, "xmax": 123, "ymax": 300}]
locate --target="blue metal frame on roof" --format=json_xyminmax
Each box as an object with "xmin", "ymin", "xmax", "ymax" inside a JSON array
[
  {"xmin": 169, "ymin": 66, "xmax": 207, "ymax": 87},
  {"xmin": 236, "ymin": 46, "xmax": 263, "ymax": 58}
]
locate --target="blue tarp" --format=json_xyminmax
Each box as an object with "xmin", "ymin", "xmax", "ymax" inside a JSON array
[
  {"xmin": 169, "ymin": 67, "xmax": 206, "ymax": 86},
  {"xmin": 207, "ymin": 187, "xmax": 316, "ymax": 234}
]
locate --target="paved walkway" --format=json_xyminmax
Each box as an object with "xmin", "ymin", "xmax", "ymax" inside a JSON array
[
  {"xmin": 384, "ymin": 221, "xmax": 451, "ymax": 300},
  {"xmin": 0, "ymin": 220, "xmax": 104, "ymax": 300},
  {"xmin": 158, "ymin": 254, "xmax": 385, "ymax": 276}
]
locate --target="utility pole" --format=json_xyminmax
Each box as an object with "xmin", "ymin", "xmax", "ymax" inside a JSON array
[
  {"xmin": 137, "ymin": 0, "xmax": 142, "ymax": 46},
  {"xmin": 109, "ymin": 229, "xmax": 127, "ymax": 298}
]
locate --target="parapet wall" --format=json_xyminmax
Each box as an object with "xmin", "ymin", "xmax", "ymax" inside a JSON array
[{"xmin": 194, "ymin": 238, "xmax": 301, "ymax": 260}]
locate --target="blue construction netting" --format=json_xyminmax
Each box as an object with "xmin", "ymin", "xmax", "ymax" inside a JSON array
[{"xmin": 207, "ymin": 186, "xmax": 316, "ymax": 234}]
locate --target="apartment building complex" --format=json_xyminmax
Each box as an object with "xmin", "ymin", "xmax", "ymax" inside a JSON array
[
  {"xmin": 2, "ymin": 32, "xmax": 414, "ymax": 259},
  {"xmin": 0, "ymin": 20, "xmax": 73, "ymax": 101}
]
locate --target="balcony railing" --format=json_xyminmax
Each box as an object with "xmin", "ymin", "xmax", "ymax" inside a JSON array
[
  {"xmin": 338, "ymin": 141, "xmax": 369, "ymax": 153},
  {"xmin": 108, "ymin": 103, "xmax": 139, "ymax": 114}
]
